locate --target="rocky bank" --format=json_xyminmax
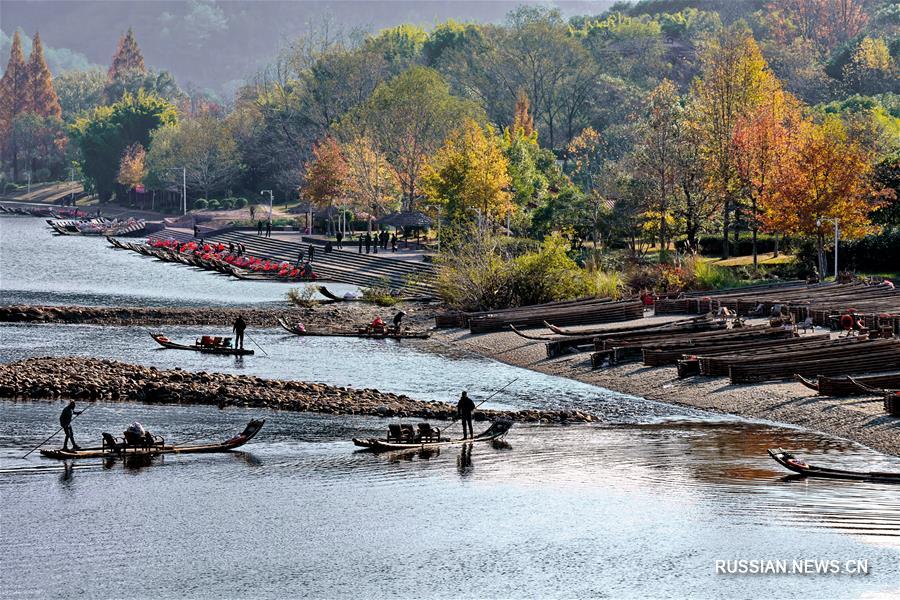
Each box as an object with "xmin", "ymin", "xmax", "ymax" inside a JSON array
[
  {"xmin": 0, "ymin": 303, "xmax": 437, "ymax": 328},
  {"xmin": 0, "ymin": 357, "xmax": 594, "ymax": 424}
]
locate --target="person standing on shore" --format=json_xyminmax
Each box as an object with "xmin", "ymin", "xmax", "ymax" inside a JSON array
[
  {"xmin": 233, "ymin": 315, "xmax": 247, "ymax": 350},
  {"xmin": 60, "ymin": 400, "xmax": 82, "ymax": 451},
  {"xmin": 457, "ymin": 391, "xmax": 476, "ymax": 439}
]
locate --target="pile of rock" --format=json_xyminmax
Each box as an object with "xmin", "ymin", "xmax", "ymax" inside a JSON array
[{"xmin": 0, "ymin": 357, "xmax": 593, "ymax": 423}]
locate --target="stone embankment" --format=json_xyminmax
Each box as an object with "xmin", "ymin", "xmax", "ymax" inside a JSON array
[
  {"xmin": 0, "ymin": 303, "xmax": 435, "ymax": 328},
  {"xmin": 0, "ymin": 357, "xmax": 594, "ymax": 424}
]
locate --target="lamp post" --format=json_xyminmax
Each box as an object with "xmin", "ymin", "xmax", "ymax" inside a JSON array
[
  {"xmin": 260, "ymin": 190, "xmax": 273, "ymax": 224},
  {"xmin": 26, "ymin": 171, "xmax": 31, "ymax": 195},
  {"xmin": 816, "ymin": 217, "xmax": 839, "ymax": 280}
]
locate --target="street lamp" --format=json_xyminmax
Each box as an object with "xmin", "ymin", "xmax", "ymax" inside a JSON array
[
  {"xmin": 260, "ymin": 190, "xmax": 273, "ymax": 223},
  {"xmin": 816, "ymin": 217, "xmax": 839, "ymax": 279}
]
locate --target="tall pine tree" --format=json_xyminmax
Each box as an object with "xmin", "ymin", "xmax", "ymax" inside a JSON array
[
  {"xmin": 27, "ymin": 32, "xmax": 62, "ymax": 119},
  {"xmin": 108, "ymin": 28, "xmax": 146, "ymax": 81},
  {"xmin": 0, "ymin": 30, "xmax": 31, "ymax": 180}
]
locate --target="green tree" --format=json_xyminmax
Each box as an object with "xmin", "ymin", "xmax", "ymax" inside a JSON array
[
  {"xmin": 342, "ymin": 66, "xmax": 482, "ymax": 211},
  {"xmin": 70, "ymin": 91, "xmax": 177, "ymax": 201},
  {"xmin": 0, "ymin": 30, "xmax": 30, "ymax": 180},
  {"xmin": 145, "ymin": 114, "xmax": 243, "ymax": 202},
  {"xmin": 54, "ymin": 68, "xmax": 107, "ymax": 122}
]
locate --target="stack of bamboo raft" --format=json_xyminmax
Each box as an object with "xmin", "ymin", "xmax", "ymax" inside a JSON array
[
  {"xmin": 435, "ymin": 297, "xmax": 644, "ymax": 333},
  {"xmin": 654, "ymin": 281, "xmax": 900, "ymax": 334}
]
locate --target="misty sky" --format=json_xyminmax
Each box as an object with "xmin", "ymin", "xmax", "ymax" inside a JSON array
[{"xmin": 1, "ymin": 0, "xmax": 615, "ymax": 95}]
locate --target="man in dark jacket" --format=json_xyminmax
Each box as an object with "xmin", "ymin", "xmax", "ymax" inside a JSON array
[
  {"xmin": 336, "ymin": 230, "xmax": 344, "ymax": 249},
  {"xmin": 457, "ymin": 391, "xmax": 476, "ymax": 439},
  {"xmin": 365, "ymin": 232, "xmax": 372, "ymax": 254},
  {"xmin": 60, "ymin": 400, "xmax": 82, "ymax": 451},
  {"xmin": 233, "ymin": 315, "xmax": 247, "ymax": 350}
]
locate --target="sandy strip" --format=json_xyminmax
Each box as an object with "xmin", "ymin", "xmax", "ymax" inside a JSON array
[{"xmin": 432, "ymin": 316, "xmax": 900, "ymax": 456}]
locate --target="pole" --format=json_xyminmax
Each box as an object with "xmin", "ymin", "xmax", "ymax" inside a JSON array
[
  {"xmin": 834, "ymin": 220, "xmax": 839, "ymax": 280},
  {"xmin": 244, "ymin": 332, "xmax": 269, "ymax": 357},
  {"xmin": 22, "ymin": 403, "xmax": 93, "ymax": 458},
  {"xmin": 182, "ymin": 167, "xmax": 187, "ymax": 215}
]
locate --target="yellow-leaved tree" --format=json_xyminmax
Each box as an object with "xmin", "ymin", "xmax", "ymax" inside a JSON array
[{"xmin": 422, "ymin": 118, "xmax": 512, "ymax": 227}]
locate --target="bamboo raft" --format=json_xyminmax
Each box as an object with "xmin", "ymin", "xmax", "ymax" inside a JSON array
[
  {"xmin": 795, "ymin": 372, "xmax": 900, "ymax": 396},
  {"xmin": 51, "ymin": 218, "xmax": 145, "ymax": 236},
  {"xmin": 276, "ymin": 317, "xmax": 430, "ymax": 339},
  {"xmin": 461, "ymin": 298, "xmax": 644, "ymax": 334}
]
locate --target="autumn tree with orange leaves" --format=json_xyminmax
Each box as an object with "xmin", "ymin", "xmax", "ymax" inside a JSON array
[
  {"xmin": 731, "ymin": 86, "xmax": 801, "ymax": 269},
  {"xmin": 761, "ymin": 116, "xmax": 880, "ymax": 278},
  {"xmin": 302, "ymin": 136, "xmax": 350, "ymax": 235}
]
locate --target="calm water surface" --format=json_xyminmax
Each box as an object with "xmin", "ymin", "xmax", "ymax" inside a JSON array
[
  {"xmin": 0, "ymin": 217, "xmax": 354, "ymax": 306},
  {"xmin": 1, "ymin": 217, "xmax": 899, "ymax": 598}
]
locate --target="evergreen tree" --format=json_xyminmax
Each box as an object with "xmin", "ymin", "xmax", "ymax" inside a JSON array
[
  {"xmin": 0, "ymin": 30, "xmax": 30, "ymax": 180},
  {"xmin": 108, "ymin": 28, "xmax": 146, "ymax": 81},
  {"xmin": 27, "ymin": 32, "xmax": 62, "ymax": 119}
]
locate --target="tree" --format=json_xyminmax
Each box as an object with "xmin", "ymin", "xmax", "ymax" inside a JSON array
[
  {"xmin": 672, "ymin": 114, "xmax": 719, "ymax": 253},
  {"xmin": 731, "ymin": 88, "xmax": 799, "ymax": 269},
  {"xmin": 634, "ymin": 80, "xmax": 682, "ymax": 258},
  {"xmin": 690, "ymin": 28, "xmax": 777, "ymax": 258},
  {"xmin": 0, "ymin": 30, "xmax": 30, "ymax": 180},
  {"xmin": 842, "ymin": 37, "xmax": 896, "ymax": 95},
  {"xmin": 301, "ymin": 136, "xmax": 349, "ymax": 231},
  {"xmin": 767, "ymin": 0, "xmax": 868, "ymax": 53},
  {"xmin": 762, "ymin": 116, "xmax": 879, "ymax": 277},
  {"xmin": 512, "ymin": 89, "xmax": 535, "ymax": 138},
  {"xmin": 341, "ymin": 136, "xmax": 400, "ymax": 226},
  {"xmin": 108, "ymin": 28, "xmax": 146, "ymax": 81},
  {"xmin": 26, "ymin": 32, "xmax": 61, "ymax": 119},
  {"xmin": 117, "ymin": 143, "xmax": 147, "ymax": 190},
  {"xmin": 70, "ymin": 91, "xmax": 177, "ymax": 201},
  {"xmin": 11, "ymin": 113, "xmax": 67, "ymax": 181},
  {"xmin": 422, "ymin": 118, "xmax": 512, "ymax": 225},
  {"xmin": 54, "ymin": 68, "xmax": 107, "ymax": 121},
  {"xmin": 343, "ymin": 66, "xmax": 482, "ymax": 211},
  {"xmin": 145, "ymin": 114, "xmax": 243, "ymax": 202}
]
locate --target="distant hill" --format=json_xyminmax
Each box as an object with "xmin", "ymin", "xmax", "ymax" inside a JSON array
[{"xmin": 1, "ymin": 0, "xmax": 615, "ymax": 95}]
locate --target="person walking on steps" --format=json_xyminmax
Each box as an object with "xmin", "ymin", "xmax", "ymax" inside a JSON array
[
  {"xmin": 309, "ymin": 244, "xmax": 315, "ymax": 262},
  {"xmin": 60, "ymin": 400, "xmax": 82, "ymax": 451},
  {"xmin": 257, "ymin": 220, "xmax": 263, "ymax": 235},
  {"xmin": 365, "ymin": 232, "xmax": 372, "ymax": 254},
  {"xmin": 233, "ymin": 315, "xmax": 247, "ymax": 350},
  {"xmin": 265, "ymin": 221, "xmax": 272, "ymax": 238},
  {"xmin": 336, "ymin": 231, "xmax": 343, "ymax": 249},
  {"xmin": 296, "ymin": 247, "xmax": 304, "ymax": 267},
  {"xmin": 457, "ymin": 391, "xmax": 476, "ymax": 440},
  {"xmin": 358, "ymin": 235, "xmax": 363, "ymax": 254}
]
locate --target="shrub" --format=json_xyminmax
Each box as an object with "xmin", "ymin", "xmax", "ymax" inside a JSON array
[
  {"xmin": 361, "ymin": 278, "xmax": 400, "ymax": 307},
  {"xmin": 220, "ymin": 197, "xmax": 235, "ymax": 210},
  {"xmin": 233, "ymin": 197, "xmax": 248, "ymax": 209},
  {"xmin": 192, "ymin": 198, "xmax": 208, "ymax": 210},
  {"xmin": 508, "ymin": 233, "xmax": 592, "ymax": 306},
  {"xmin": 206, "ymin": 199, "xmax": 221, "ymax": 210},
  {"xmin": 588, "ymin": 269, "xmax": 626, "ymax": 299},
  {"xmin": 286, "ymin": 285, "xmax": 319, "ymax": 308}
]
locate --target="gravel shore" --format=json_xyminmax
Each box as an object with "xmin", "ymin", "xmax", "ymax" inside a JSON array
[
  {"xmin": 433, "ymin": 316, "xmax": 900, "ymax": 456},
  {"xmin": 0, "ymin": 356, "xmax": 593, "ymax": 424}
]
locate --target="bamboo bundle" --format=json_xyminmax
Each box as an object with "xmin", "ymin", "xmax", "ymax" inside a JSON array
[
  {"xmin": 468, "ymin": 299, "xmax": 643, "ymax": 334},
  {"xmin": 435, "ymin": 296, "xmax": 611, "ymax": 329},
  {"xmin": 641, "ymin": 328, "xmax": 796, "ymax": 366},
  {"xmin": 729, "ymin": 339, "xmax": 900, "ymax": 383},
  {"xmin": 696, "ymin": 335, "xmax": 847, "ymax": 376},
  {"xmin": 674, "ymin": 335, "xmax": 831, "ymax": 377}
]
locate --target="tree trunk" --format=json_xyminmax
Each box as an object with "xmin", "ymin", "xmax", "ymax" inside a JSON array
[
  {"xmin": 773, "ymin": 233, "xmax": 779, "ymax": 258},
  {"xmin": 721, "ymin": 200, "xmax": 730, "ymax": 259},
  {"xmin": 817, "ymin": 234, "xmax": 826, "ymax": 280}
]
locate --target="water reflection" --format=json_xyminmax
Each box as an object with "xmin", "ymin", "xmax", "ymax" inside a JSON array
[{"xmin": 1, "ymin": 402, "xmax": 899, "ymax": 598}]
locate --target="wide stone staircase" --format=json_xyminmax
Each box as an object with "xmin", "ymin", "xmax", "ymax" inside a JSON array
[{"xmin": 146, "ymin": 229, "xmax": 437, "ymax": 296}]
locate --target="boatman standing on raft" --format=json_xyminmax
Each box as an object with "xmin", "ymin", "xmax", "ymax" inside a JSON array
[
  {"xmin": 233, "ymin": 315, "xmax": 247, "ymax": 350},
  {"xmin": 457, "ymin": 391, "xmax": 476, "ymax": 440},
  {"xmin": 60, "ymin": 400, "xmax": 82, "ymax": 451}
]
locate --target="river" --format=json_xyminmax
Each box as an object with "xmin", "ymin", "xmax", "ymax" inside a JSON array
[{"xmin": 1, "ymin": 216, "xmax": 898, "ymax": 599}]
